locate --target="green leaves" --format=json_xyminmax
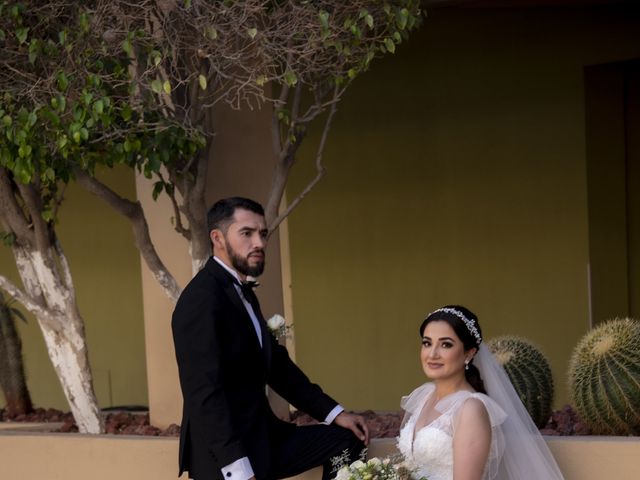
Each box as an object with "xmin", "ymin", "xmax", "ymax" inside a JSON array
[
  {"xmin": 284, "ymin": 70, "xmax": 298, "ymax": 87},
  {"xmin": 151, "ymin": 79, "xmax": 163, "ymax": 94},
  {"xmin": 204, "ymin": 25, "xmax": 218, "ymax": 40},
  {"xmin": 198, "ymin": 74, "xmax": 207, "ymax": 91},
  {"xmin": 247, "ymin": 27, "xmax": 258, "ymax": 39},
  {"xmin": 384, "ymin": 37, "xmax": 395, "ymax": 54},
  {"xmin": 28, "ymin": 39, "xmax": 41, "ymax": 64},
  {"xmin": 120, "ymin": 105, "xmax": 132, "ymax": 122},
  {"xmin": 0, "ymin": 232, "xmax": 16, "ymax": 247},
  {"xmin": 318, "ymin": 10, "xmax": 330, "ymax": 30},
  {"xmin": 151, "ymin": 79, "xmax": 171, "ymax": 94},
  {"xmin": 0, "ymin": 2, "xmax": 209, "ymax": 220},
  {"xmin": 93, "ymin": 99, "xmax": 104, "ymax": 115},
  {"xmin": 396, "ymin": 8, "xmax": 409, "ymax": 30},
  {"xmin": 78, "ymin": 13, "xmax": 90, "ymax": 33},
  {"xmin": 150, "ymin": 50, "xmax": 162, "ymax": 67},
  {"xmin": 56, "ymin": 71, "xmax": 69, "ymax": 92},
  {"xmin": 15, "ymin": 26, "xmax": 28, "ymax": 45},
  {"xmin": 122, "ymin": 33, "xmax": 133, "ymax": 56},
  {"xmin": 365, "ymin": 14, "xmax": 374, "ymax": 29}
]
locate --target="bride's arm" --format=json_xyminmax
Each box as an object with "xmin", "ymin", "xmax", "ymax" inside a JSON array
[{"xmin": 452, "ymin": 398, "xmax": 492, "ymax": 480}]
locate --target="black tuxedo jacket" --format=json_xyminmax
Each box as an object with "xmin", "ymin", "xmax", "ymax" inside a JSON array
[{"xmin": 172, "ymin": 257, "xmax": 338, "ymax": 480}]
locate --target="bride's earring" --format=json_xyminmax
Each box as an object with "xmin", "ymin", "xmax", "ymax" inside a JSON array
[{"xmin": 464, "ymin": 359, "xmax": 470, "ymax": 370}]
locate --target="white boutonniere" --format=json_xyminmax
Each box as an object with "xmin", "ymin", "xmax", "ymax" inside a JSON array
[{"xmin": 266, "ymin": 314, "xmax": 291, "ymax": 340}]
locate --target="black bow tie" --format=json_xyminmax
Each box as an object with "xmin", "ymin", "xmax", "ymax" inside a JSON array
[{"xmin": 237, "ymin": 280, "xmax": 259, "ymax": 301}]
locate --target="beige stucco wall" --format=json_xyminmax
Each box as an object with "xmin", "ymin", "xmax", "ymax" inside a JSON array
[
  {"xmin": 139, "ymin": 100, "xmax": 286, "ymax": 427},
  {"xmin": 285, "ymin": 7, "xmax": 640, "ymax": 411},
  {"xmin": 0, "ymin": 431, "xmax": 638, "ymax": 480}
]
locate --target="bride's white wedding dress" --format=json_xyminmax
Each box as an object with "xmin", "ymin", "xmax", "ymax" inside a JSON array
[{"xmin": 397, "ymin": 383, "xmax": 507, "ymax": 480}]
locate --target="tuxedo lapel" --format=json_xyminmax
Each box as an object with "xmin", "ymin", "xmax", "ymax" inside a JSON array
[
  {"xmin": 246, "ymin": 292, "xmax": 272, "ymax": 367},
  {"xmin": 206, "ymin": 257, "xmax": 271, "ymax": 364}
]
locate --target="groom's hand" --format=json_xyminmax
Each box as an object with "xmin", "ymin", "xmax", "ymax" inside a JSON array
[{"xmin": 334, "ymin": 411, "xmax": 369, "ymax": 446}]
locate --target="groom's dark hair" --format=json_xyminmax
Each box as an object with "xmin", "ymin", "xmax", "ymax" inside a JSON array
[{"xmin": 207, "ymin": 197, "xmax": 265, "ymax": 234}]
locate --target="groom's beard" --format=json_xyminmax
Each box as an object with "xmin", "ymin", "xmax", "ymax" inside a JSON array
[{"xmin": 228, "ymin": 243, "xmax": 265, "ymax": 278}]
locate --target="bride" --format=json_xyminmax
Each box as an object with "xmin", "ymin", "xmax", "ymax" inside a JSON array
[{"xmin": 397, "ymin": 306, "xmax": 564, "ymax": 480}]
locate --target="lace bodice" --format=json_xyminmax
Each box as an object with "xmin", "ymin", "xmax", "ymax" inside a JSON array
[{"xmin": 397, "ymin": 383, "xmax": 507, "ymax": 480}]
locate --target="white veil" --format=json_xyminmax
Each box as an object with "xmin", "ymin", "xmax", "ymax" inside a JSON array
[{"xmin": 475, "ymin": 344, "xmax": 564, "ymax": 479}]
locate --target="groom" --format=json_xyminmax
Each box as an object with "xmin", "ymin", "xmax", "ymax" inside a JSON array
[{"xmin": 172, "ymin": 197, "xmax": 368, "ymax": 480}]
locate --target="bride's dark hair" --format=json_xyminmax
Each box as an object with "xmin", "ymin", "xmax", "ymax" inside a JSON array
[{"xmin": 420, "ymin": 305, "xmax": 487, "ymax": 394}]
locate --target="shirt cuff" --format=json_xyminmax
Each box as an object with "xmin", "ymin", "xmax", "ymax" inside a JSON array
[
  {"xmin": 324, "ymin": 405, "xmax": 344, "ymax": 424},
  {"xmin": 221, "ymin": 457, "xmax": 254, "ymax": 480}
]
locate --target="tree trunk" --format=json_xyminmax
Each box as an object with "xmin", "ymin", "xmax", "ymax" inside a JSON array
[
  {"xmin": 39, "ymin": 313, "xmax": 102, "ymax": 433},
  {"xmin": 0, "ymin": 299, "xmax": 33, "ymax": 417},
  {"xmin": 12, "ymin": 245, "xmax": 103, "ymax": 433}
]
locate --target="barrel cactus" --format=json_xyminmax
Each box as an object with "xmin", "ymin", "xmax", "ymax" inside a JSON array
[
  {"xmin": 569, "ymin": 318, "xmax": 640, "ymax": 435},
  {"xmin": 487, "ymin": 336, "xmax": 554, "ymax": 428}
]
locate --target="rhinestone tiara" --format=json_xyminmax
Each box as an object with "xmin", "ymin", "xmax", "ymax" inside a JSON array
[{"xmin": 429, "ymin": 307, "xmax": 482, "ymax": 344}]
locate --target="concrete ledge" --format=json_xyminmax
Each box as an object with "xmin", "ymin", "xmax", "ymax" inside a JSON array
[
  {"xmin": 0, "ymin": 421, "xmax": 62, "ymax": 432},
  {"xmin": 0, "ymin": 430, "xmax": 638, "ymax": 480}
]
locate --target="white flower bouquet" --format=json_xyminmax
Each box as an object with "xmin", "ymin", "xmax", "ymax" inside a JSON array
[{"xmin": 331, "ymin": 453, "xmax": 425, "ymax": 480}]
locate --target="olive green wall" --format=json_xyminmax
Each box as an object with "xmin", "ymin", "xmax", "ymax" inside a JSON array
[
  {"xmin": 0, "ymin": 166, "xmax": 147, "ymax": 410},
  {"xmin": 286, "ymin": 8, "xmax": 640, "ymax": 411}
]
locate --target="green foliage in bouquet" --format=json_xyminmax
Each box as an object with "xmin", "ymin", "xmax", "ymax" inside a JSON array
[
  {"xmin": 487, "ymin": 335, "xmax": 554, "ymax": 428},
  {"xmin": 569, "ymin": 318, "xmax": 640, "ymax": 435}
]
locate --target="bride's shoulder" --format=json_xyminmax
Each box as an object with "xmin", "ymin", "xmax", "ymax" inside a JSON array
[
  {"xmin": 464, "ymin": 393, "xmax": 507, "ymax": 427},
  {"xmin": 455, "ymin": 396, "xmax": 492, "ymax": 429},
  {"xmin": 458, "ymin": 396, "xmax": 491, "ymax": 419}
]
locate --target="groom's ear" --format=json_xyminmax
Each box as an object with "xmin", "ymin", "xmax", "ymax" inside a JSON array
[{"xmin": 210, "ymin": 229, "xmax": 224, "ymax": 251}]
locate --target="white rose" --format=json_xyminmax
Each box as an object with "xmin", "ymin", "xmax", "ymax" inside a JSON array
[
  {"xmin": 351, "ymin": 460, "xmax": 366, "ymax": 470},
  {"xmin": 267, "ymin": 314, "xmax": 286, "ymax": 331},
  {"xmin": 367, "ymin": 457, "xmax": 382, "ymax": 466},
  {"xmin": 336, "ymin": 467, "xmax": 350, "ymax": 480}
]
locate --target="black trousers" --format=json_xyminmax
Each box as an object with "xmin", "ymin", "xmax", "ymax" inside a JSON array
[{"xmin": 269, "ymin": 423, "xmax": 365, "ymax": 480}]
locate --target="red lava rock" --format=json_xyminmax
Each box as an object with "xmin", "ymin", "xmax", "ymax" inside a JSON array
[
  {"xmin": 542, "ymin": 404, "xmax": 592, "ymax": 436},
  {"xmin": 133, "ymin": 414, "xmax": 148, "ymax": 426},
  {"xmin": 161, "ymin": 423, "xmax": 182, "ymax": 436},
  {"xmin": 59, "ymin": 418, "xmax": 78, "ymax": 433},
  {"xmin": 142, "ymin": 425, "xmax": 161, "ymax": 436},
  {"xmin": 0, "ymin": 405, "xmax": 597, "ymax": 437}
]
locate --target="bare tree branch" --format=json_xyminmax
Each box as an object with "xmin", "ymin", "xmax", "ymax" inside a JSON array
[
  {"xmin": 267, "ymin": 90, "xmax": 338, "ymax": 233},
  {"xmin": 74, "ymin": 169, "xmax": 181, "ymax": 301},
  {"xmin": 157, "ymin": 171, "xmax": 190, "ymax": 239},
  {"xmin": 53, "ymin": 236, "xmax": 75, "ymax": 296},
  {"xmin": 0, "ymin": 170, "xmax": 32, "ymax": 242},
  {"xmin": 14, "ymin": 181, "xmax": 50, "ymax": 253},
  {"xmin": 0, "ymin": 274, "xmax": 52, "ymax": 323}
]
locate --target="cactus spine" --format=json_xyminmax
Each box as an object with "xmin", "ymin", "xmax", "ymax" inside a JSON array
[
  {"xmin": 487, "ymin": 336, "xmax": 554, "ymax": 428},
  {"xmin": 569, "ymin": 318, "xmax": 640, "ymax": 435}
]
